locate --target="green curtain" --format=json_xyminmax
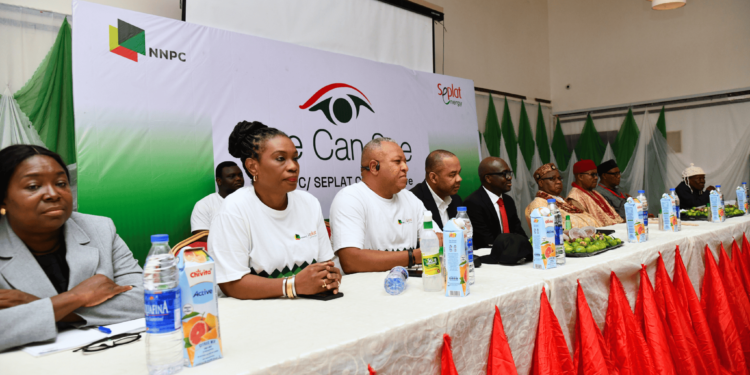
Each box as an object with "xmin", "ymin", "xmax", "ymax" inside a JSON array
[
  {"xmin": 551, "ymin": 117, "xmax": 570, "ymax": 170},
  {"xmin": 574, "ymin": 113, "xmax": 605, "ymax": 165},
  {"xmin": 655, "ymin": 106, "xmax": 666, "ymax": 138},
  {"xmin": 484, "ymin": 93, "xmax": 502, "ymax": 158},
  {"xmin": 613, "ymin": 108, "xmax": 640, "ymax": 169},
  {"xmin": 517, "ymin": 101, "xmax": 535, "ymax": 170},
  {"xmin": 14, "ymin": 18, "xmax": 75, "ymax": 164},
  {"xmin": 500, "ymin": 97, "xmax": 518, "ymax": 172},
  {"xmin": 535, "ymin": 104, "xmax": 551, "ymax": 164}
]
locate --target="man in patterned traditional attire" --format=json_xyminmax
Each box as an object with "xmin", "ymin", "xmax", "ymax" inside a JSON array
[
  {"xmin": 566, "ymin": 160, "xmax": 624, "ymax": 227},
  {"xmin": 525, "ymin": 163, "xmax": 599, "ymax": 228}
]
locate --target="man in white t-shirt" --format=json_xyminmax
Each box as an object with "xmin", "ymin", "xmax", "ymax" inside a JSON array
[
  {"xmin": 330, "ymin": 138, "xmax": 441, "ymax": 274},
  {"xmin": 191, "ymin": 161, "xmax": 245, "ymax": 234}
]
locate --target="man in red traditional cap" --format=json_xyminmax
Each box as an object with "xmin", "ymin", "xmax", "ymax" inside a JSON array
[{"xmin": 566, "ymin": 159, "xmax": 624, "ymax": 227}]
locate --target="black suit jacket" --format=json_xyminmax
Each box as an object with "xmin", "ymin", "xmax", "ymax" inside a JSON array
[
  {"xmin": 409, "ymin": 180, "xmax": 463, "ymax": 230},
  {"xmin": 464, "ymin": 187, "xmax": 527, "ymax": 250}
]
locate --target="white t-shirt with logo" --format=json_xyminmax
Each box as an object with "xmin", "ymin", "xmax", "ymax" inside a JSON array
[
  {"xmin": 208, "ymin": 187, "xmax": 334, "ymax": 283},
  {"xmin": 191, "ymin": 192, "xmax": 223, "ymax": 232},
  {"xmin": 330, "ymin": 181, "xmax": 439, "ymax": 253}
]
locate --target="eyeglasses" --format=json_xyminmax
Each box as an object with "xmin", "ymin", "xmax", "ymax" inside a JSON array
[
  {"xmin": 485, "ymin": 171, "xmax": 513, "ymax": 180},
  {"xmin": 73, "ymin": 332, "xmax": 142, "ymax": 353},
  {"xmin": 539, "ymin": 177, "xmax": 563, "ymax": 182},
  {"xmin": 578, "ymin": 172, "xmax": 598, "ymax": 178},
  {"xmin": 602, "ymin": 171, "xmax": 621, "ymax": 177}
]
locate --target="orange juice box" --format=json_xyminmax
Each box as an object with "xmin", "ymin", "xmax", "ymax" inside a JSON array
[
  {"xmin": 625, "ymin": 198, "xmax": 646, "ymax": 243},
  {"xmin": 530, "ymin": 208, "xmax": 557, "ymax": 270},
  {"xmin": 177, "ymin": 247, "xmax": 222, "ymax": 367},
  {"xmin": 660, "ymin": 194, "xmax": 677, "ymax": 232},
  {"xmin": 443, "ymin": 220, "xmax": 469, "ymax": 297}
]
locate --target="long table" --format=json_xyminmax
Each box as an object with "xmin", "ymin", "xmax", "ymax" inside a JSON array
[{"xmin": 3, "ymin": 216, "xmax": 750, "ymax": 375}]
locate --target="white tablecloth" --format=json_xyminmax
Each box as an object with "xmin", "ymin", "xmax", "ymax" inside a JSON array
[{"xmin": 3, "ymin": 216, "xmax": 750, "ymax": 375}]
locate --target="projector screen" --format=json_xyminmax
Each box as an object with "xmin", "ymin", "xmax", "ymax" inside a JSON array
[{"xmin": 185, "ymin": 0, "xmax": 434, "ymax": 73}]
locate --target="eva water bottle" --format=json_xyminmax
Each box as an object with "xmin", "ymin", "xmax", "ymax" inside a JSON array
[
  {"xmin": 455, "ymin": 207, "xmax": 475, "ymax": 285},
  {"xmin": 637, "ymin": 190, "xmax": 649, "ymax": 241}
]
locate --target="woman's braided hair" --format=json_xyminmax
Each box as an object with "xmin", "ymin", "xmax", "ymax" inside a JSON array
[{"xmin": 228, "ymin": 121, "xmax": 287, "ymax": 181}]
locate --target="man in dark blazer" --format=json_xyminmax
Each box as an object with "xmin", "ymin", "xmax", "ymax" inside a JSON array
[
  {"xmin": 464, "ymin": 157, "xmax": 526, "ymax": 250},
  {"xmin": 410, "ymin": 150, "xmax": 463, "ymax": 230}
]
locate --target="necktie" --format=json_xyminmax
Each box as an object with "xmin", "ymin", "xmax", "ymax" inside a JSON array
[{"xmin": 496, "ymin": 198, "xmax": 510, "ymax": 234}]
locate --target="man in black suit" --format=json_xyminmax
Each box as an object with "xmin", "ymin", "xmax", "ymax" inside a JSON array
[
  {"xmin": 464, "ymin": 157, "xmax": 526, "ymax": 250},
  {"xmin": 410, "ymin": 150, "xmax": 463, "ymax": 230}
]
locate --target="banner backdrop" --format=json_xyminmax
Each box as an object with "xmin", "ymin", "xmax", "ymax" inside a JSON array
[{"xmin": 72, "ymin": 1, "xmax": 480, "ymax": 263}]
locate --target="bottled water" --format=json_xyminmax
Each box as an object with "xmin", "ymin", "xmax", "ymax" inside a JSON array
[
  {"xmin": 547, "ymin": 199, "xmax": 565, "ymax": 265},
  {"xmin": 670, "ymin": 188, "xmax": 681, "ymax": 231},
  {"xmin": 744, "ymin": 182, "xmax": 748, "ymax": 212},
  {"xmin": 455, "ymin": 207, "xmax": 475, "ymax": 285},
  {"xmin": 143, "ymin": 235, "xmax": 183, "ymax": 375},
  {"xmin": 384, "ymin": 266, "xmax": 409, "ymax": 295},
  {"xmin": 421, "ymin": 212, "xmax": 442, "ymax": 292},
  {"xmin": 637, "ymin": 191, "xmax": 649, "ymax": 241}
]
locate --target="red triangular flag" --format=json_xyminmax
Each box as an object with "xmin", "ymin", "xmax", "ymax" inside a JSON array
[
  {"xmin": 488, "ymin": 306, "xmax": 518, "ymax": 375},
  {"xmin": 530, "ymin": 287, "xmax": 575, "ymax": 375},
  {"xmin": 702, "ymin": 245, "xmax": 748, "ymax": 375},
  {"xmin": 635, "ymin": 264, "xmax": 676, "ymax": 375},
  {"xmin": 719, "ymin": 243, "xmax": 750, "ymax": 374},
  {"xmin": 573, "ymin": 281, "xmax": 613, "ymax": 375},
  {"xmin": 673, "ymin": 246, "xmax": 729, "ymax": 374},
  {"xmin": 732, "ymin": 240, "xmax": 750, "ymax": 298},
  {"xmin": 654, "ymin": 256, "xmax": 709, "ymax": 375},
  {"xmin": 367, "ymin": 364, "xmax": 376, "ymax": 375},
  {"xmin": 603, "ymin": 272, "xmax": 655, "ymax": 375},
  {"xmin": 442, "ymin": 333, "xmax": 459, "ymax": 375}
]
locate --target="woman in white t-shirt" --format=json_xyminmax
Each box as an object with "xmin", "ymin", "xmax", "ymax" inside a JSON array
[{"xmin": 209, "ymin": 121, "xmax": 341, "ymax": 299}]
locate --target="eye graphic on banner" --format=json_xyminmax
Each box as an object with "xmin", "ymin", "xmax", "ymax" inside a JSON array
[
  {"xmin": 109, "ymin": 19, "xmax": 146, "ymax": 62},
  {"xmin": 299, "ymin": 83, "xmax": 374, "ymax": 125}
]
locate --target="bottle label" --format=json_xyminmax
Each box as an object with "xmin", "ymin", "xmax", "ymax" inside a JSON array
[
  {"xmin": 144, "ymin": 289, "xmax": 181, "ymax": 334},
  {"xmin": 466, "ymin": 238, "xmax": 473, "ymax": 262},
  {"xmin": 422, "ymin": 253, "xmax": 441, "ymax": 276}
]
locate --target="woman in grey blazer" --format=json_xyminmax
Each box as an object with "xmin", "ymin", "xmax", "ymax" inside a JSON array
[{"xmin": 0, "ymin": 145, "xmax": 144, "ymax": 352}]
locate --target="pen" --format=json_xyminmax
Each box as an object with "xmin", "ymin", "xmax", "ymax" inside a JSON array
[{"xmin": 98, "ymin": 326, "xmax": 112, "ymax": 334}]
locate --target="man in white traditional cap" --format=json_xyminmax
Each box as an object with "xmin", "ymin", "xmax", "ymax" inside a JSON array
[{"xmin": 675, "ymin": 163, "xmax": 716, "ymax": 209}]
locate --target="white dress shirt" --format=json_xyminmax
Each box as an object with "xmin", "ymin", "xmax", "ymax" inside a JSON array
[
  {"xmin": 483, "ymin": 187, "xmax": 504, "ymax": 232},
  {"xmin": 427, "ymin": 182, "xmax": 452, "ymax": 228}
]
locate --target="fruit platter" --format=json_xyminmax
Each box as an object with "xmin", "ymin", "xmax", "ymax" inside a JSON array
[
  {"xmin": 681, "ymin": 206, "xmax": 708, "ymax": 220},
  {"xmin": 564, "ymin": 230, "xmax": 624, "ymax": 257},
  {"xmin": 682, "ymin": 205, "xmax": 745, "ymax": 221},
  {"xmin": 529, "ymin": 226, "xmax": 624, "ymax": 258}
]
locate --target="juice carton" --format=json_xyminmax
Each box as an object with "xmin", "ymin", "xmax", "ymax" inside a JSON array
[
  {"xmin": 625, "ymin": 198, "xmax": 647, "ymax": 243},
  {"xmin": 660, "ymin": 194, "xmax": 677, "ymax": 232},
  {"xmin": 443, "ymin": 220, "xmax": 469, "ymax": 297},
  {"xmin": 737, "ymin": 187, "xmax": 748, "ymax": 214},
  {"xmin": 709, "ymin": 191, "xmax": 725, "ymax": 223},
  {"xmin": 176, "ymin": 247, "xmax": 222, "ymax": 367},
  {"xmin": 530, "ymin": 208, "xmax": 557, "ymax": 270}
]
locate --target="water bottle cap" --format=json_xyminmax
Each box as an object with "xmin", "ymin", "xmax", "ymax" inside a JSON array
[
  {"xmin": 670, "ymin": 188, "xmax": 675, "ymax": 191},
  {"xmin": 457, "ymin": 206, "xmax": 467, "ymax": 212},
  {"xmin": 638, "ymin": 190, "xmax": 645, "ymax": 194},
  {"xmin": 547, "ymin": 199, "xmax": 556, "ymax": 203},
  {"xmin": 716, "ymin": 185, "xmax": 721, "ymax": 188},
  {"xmin": 151, "ymin": 234, "xmax": 169, "ymax": 242}
]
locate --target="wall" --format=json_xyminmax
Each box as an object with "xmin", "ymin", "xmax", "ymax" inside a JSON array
[
  {"xmin": 431, "ymin": 0, "xmax": 552, "ymax": 103},
  {"xmin": 3, "ymin": 0, "xmax": 180, "ymax": 18},
  {"xmin": 548, "ymin": 0, "xmax": 750, "ymax": 113}
]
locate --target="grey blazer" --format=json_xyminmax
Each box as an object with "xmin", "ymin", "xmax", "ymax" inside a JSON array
[{"xmin": 0, "ymin": 212, "xmax": 144, "ymax": 352}]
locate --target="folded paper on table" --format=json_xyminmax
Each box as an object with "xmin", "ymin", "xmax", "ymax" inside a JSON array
[{"xmin": 22, "ymin": 318, "xmax": 146, "ymax": 357}]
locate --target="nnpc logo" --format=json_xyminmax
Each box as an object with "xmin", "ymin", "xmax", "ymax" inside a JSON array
[
  {"xmin": 300, "ymin": 83, "xmax": 374, "ymax": 125},
  {"xmin": 108, "ymin": 19, "xmax": 187, "ymax": 63},
  {"xmin": 109, "ymin": 20, "xmax": 145, "ymax": 62}
]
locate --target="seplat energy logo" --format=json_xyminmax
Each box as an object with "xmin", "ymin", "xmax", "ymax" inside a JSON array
[{"xmin": 109, "ymin": 19, "xmax": 146, "ymax": 62}]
